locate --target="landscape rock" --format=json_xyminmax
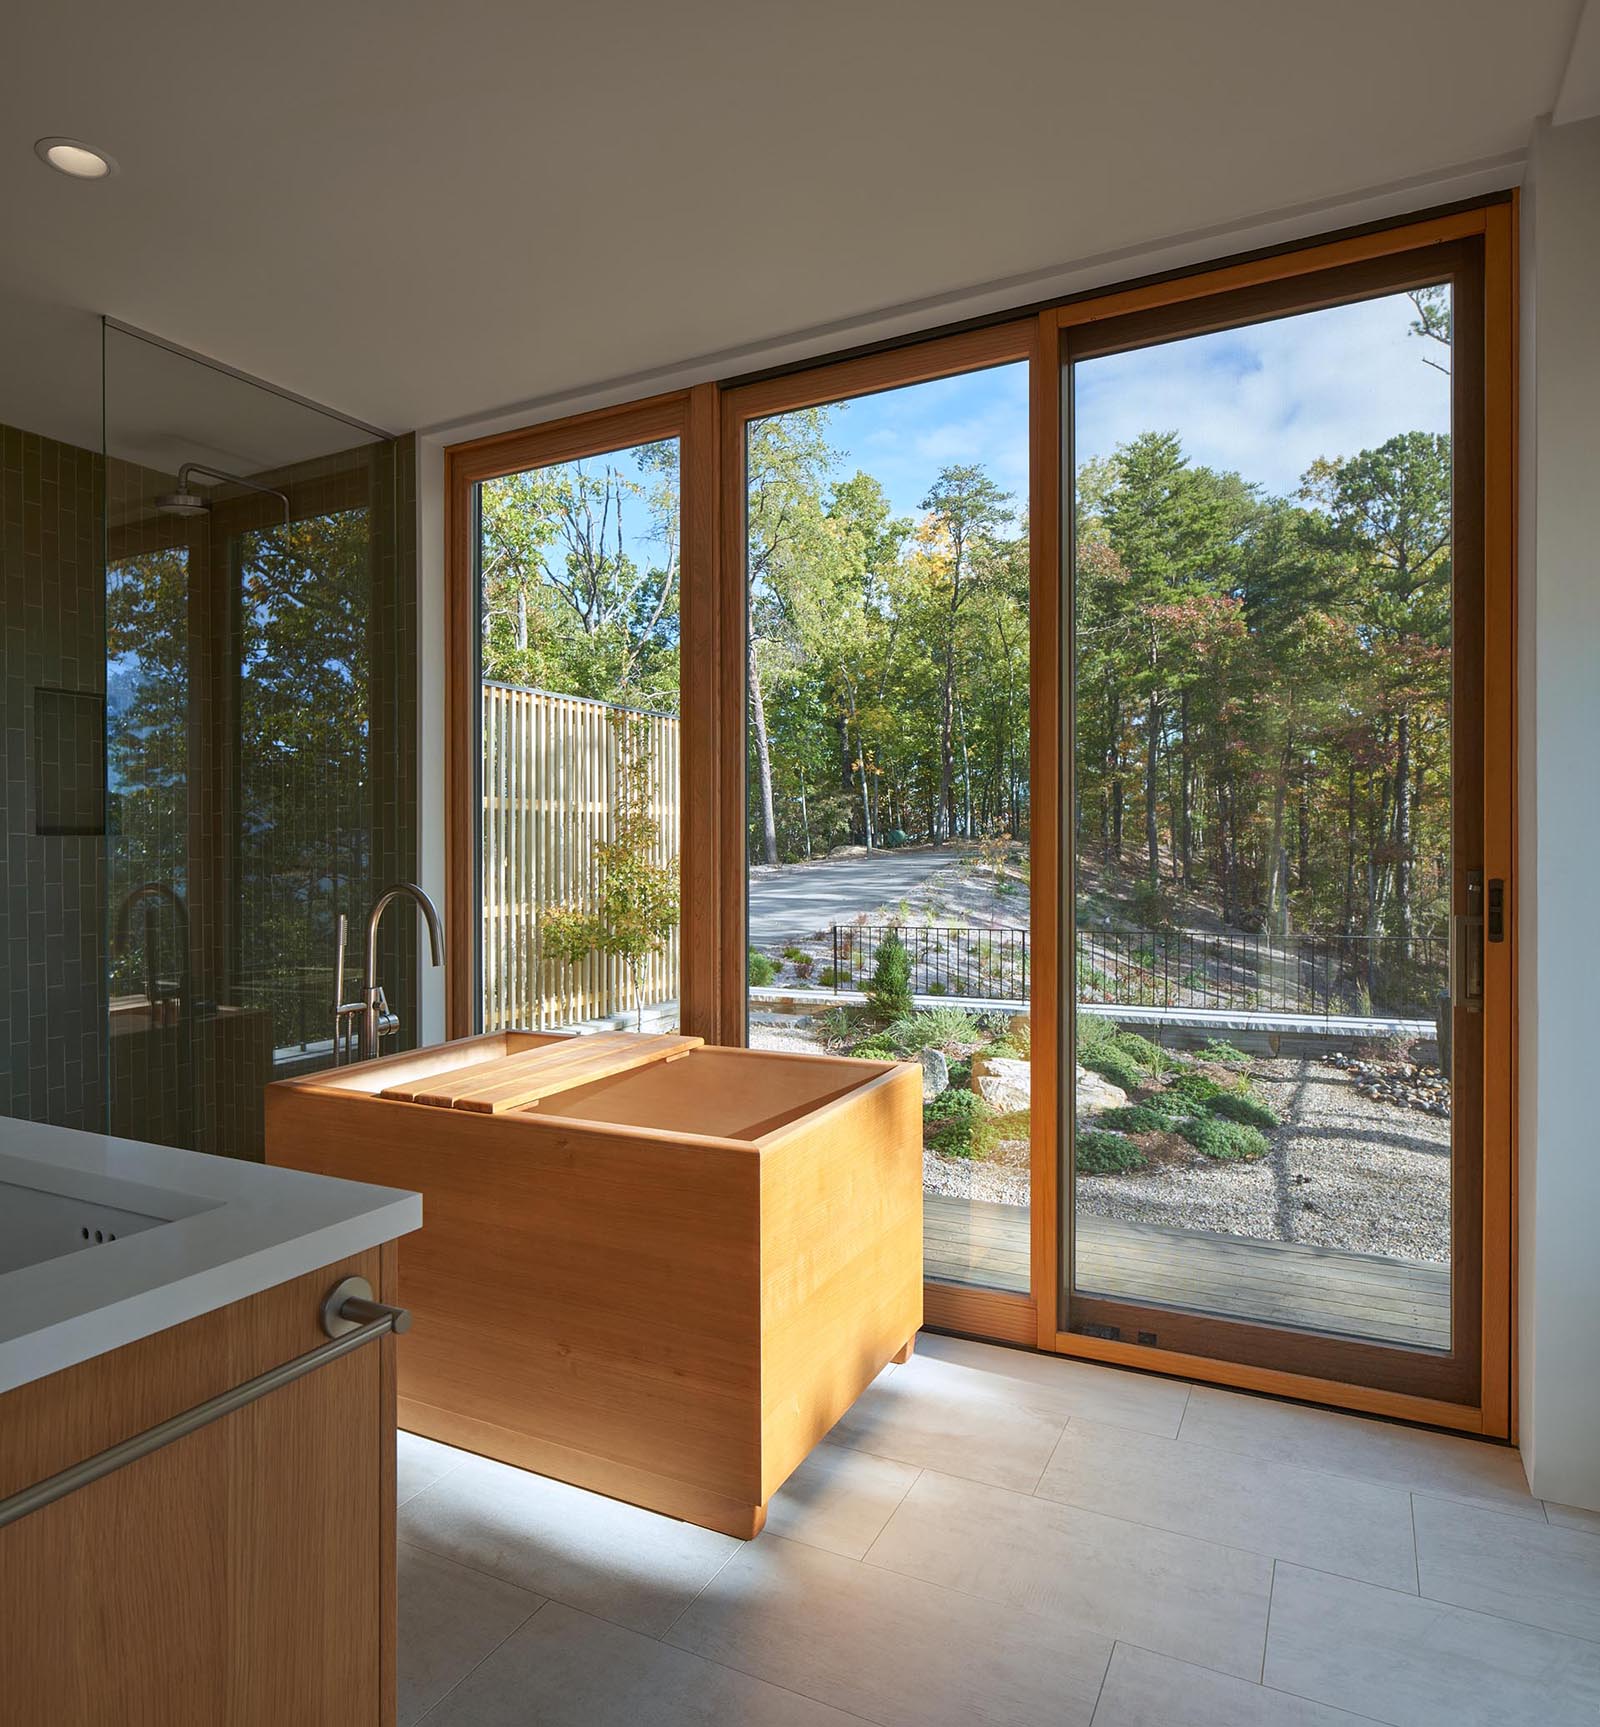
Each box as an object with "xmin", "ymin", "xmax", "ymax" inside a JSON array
[
  {"xmin": 919, "ymin": 1047, "xmax": 950, "ymax": 1100},
  {"xmin": 1075, "ymin": 1065, "xmax": 1128, "ymax": 1115},
  {"xmin": 972, "ymin": 1054, "xmax": 1031, "ymax": 1112}
]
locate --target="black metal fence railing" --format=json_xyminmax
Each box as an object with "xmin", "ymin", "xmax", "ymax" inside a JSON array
[
  {"xmin": 823, "ymin": 922, "xmax": 1448, "ymax": 1019},
  {"xmin": 1075, "ymin": 925, "xmax": 1448, "ymax": 1020},
  {"xmin": 829, "ymin": 924, "xmax": 1030, "ymax": 1002}
]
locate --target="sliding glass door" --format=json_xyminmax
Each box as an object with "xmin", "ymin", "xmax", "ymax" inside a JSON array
[
  {"xmin": 1062, "ymin": 244, "xmax": 1489, "ymax": 1403},
  {"xmin": 725, "ymin": 330, "xmax": 1041, "ymax": 1315}
]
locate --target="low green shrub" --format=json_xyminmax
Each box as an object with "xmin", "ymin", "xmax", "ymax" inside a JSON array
[
  {"xmin": 1206, "ymin": 1090, "xmax": 1280, "ymax": 1130},
  {"xmin": 817, "ymin": 966, "xmax": 843, "ymax": 987},
  {"xmin": 1163, "ymin": 1071, "xmax": 1228, "ymax": 1106},
  {"xmin": 793, "ymin": 954, "xmax": 814, "ymax": 979},
  {"xmin": 888, "ymin": 1006, "xmax": 984, "ymax": 1053},
  {"xmin": 1076, "ymin": 1129, "xmax": 1147, "ymax": 1174},
  {"xmin": 813, "ymin": 1006, "xmax": 863, "ymax": 1046},
  {"xmin": 851, "ymin": 1042, "xmax": 898, "ymax": 1062},
  {"xmin": 947, "ymin": 1059, "xmax": 972, "ymax": 1090},
  {"xmin": 748, "ymin": 950, "xmax": 778, "ymax": 986},
  {"xmin": 1081, "ymin": 1049, "xmax": 1143, "ymax": 1094},
  {"xmin": 926, "ymin": 980, "xmax": 948, "ymax": 996},
  {"xmin": 781, "ymin": 945, "xmax": 807, "ymax": 963},
  {"xmin": 1111, "ymin": 1030, "xmax": 1163, "ymax": 1072},
  {"xmin": 1139, "ymin": 1088, "xmax": 1196, "ymax": 1123},
  {"xmin": 1076, "ymin": 1012, "xmax": 1118, "ymax": 1057},
  {"xmin": 1199, "ymin": 1038, "xmax": 1252, "ymax": 1067},
  {"xmin": 1179, "ymin": 1114, "xmax": 1269, "ymax": 1161},
  {"xmin": 1095, "ymin": 1104, "xmax": 1174, "ymax": 1135},
  {"xmin": 923, "ymin": 1088, "xmax": 996, "ymax": 1159}
]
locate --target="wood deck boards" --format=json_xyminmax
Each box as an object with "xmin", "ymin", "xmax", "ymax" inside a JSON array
[{"xmin": 924, "ymin": 1194, "xmax": 1451, "ymax": 1350}]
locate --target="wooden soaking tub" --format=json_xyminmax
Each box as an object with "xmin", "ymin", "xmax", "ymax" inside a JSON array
[{"xmin": 265, "ymin": 1030, "xmax": 922, "ymax": 1538}]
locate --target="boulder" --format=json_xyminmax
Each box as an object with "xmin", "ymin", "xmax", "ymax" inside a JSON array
[
  {"xmin": 973, "ymin": 1054, "xmax": 1031, "ymax": 1113},
  {"xmin": 919, "ymin": 1047, "xmax": 949, "ymax": 1101},
  {"xmin": 1075, "ymin": 1064, "xmax": 1128, "ymax": 1115}
]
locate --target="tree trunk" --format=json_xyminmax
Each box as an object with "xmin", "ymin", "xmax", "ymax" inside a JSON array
[
  {"xmin": 1392, "ymin": 704, "xmax": 1413, "ymax": 948},
  {"xmin": 748, "ymin": 635, "xmax": 778, "ymax": 866},
  {"xmin": 1179, "ymin": 689, "xmax": 1193, "ymax": 887},
  {"xmin": 936, "ymin": 634, "xmax": 956, "ymax": 841},
  {"xmin": 1265, "ymin": 744, "xmax": 1291, "ymax": 936},
  {"xmin": 1342, "ymin": 761, "xmax": 1358, "ymax": 939},
  {"xmin": 1144, "ymin": 693, "xmax": 1161, "ymax": 887}
]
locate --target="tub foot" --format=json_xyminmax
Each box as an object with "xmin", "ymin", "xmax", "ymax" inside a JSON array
[{"xmin": 891, "ymin": 1335, "xmax": 916, "ymax": 1364}]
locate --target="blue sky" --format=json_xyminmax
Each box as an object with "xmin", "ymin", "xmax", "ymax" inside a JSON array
[
  {"xmin": 543, "ymin": 286, "xmax": 1450, "ymax": 567},
  {"xmin": 809, "ymin": 287, "xmax": 1449, "ymax": 522}
]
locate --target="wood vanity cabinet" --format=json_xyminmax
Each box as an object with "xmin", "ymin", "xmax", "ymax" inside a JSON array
[{"xmin": 0, "ymin": 1246, "xmax": 400, "ymax": 1727}]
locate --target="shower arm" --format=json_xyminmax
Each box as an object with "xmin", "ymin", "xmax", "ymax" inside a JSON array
[{"xmin": 177, "ymin": 463, "xmax": 291, "ymax": 526}]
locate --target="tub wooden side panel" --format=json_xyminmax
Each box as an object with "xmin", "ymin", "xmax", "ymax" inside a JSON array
[
  {"xmin": 756, "ymin": 1064, "xmax": 924, "ymax": 1504},
  {"xmin": 265, "ymin": 1086, "xmax": 764, "ymax": 1511}
]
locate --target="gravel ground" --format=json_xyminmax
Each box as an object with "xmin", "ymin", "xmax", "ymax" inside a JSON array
[
  {"xmin": 748, "ymin": 1022, "xmax": 1451, "ymax": 1264},
  {"xmin": 1074, "ymin": 1055, "xmax": 1451, "ymax": 1262}
]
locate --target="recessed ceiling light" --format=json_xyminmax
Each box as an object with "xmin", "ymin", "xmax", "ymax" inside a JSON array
[{"xmin": 34, "ymin": 137, "xmax": 118, "ymax": 180}]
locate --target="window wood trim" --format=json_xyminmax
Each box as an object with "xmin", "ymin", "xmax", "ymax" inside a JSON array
[{"xmin": 442, "ymin": 386, "xmax": 720, "ymax": 1042}]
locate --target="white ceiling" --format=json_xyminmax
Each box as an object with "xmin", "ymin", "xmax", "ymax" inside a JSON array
[{"xmin": 0, "ymin": 0, "xmax": 1588, "ymax": 450}]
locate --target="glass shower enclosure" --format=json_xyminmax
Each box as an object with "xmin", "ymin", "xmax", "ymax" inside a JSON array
[{"xmin": 101, "ymin": 323, "xmax": 417, "ymax": 1156}]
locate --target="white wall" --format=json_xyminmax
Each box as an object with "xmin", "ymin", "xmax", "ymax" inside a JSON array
[{"xmin": 1519, "ymin": 113, "xmax": 1600, "ymax": 1511}]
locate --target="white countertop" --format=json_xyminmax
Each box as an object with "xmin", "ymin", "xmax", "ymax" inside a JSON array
[{"xmin": 0, "ymin": 1119, "xmax": 421, "ymax": 1395}]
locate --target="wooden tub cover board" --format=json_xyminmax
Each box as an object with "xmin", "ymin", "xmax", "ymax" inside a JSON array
[{"xmin": 378, "ymin": 1032, "xmax": 703, "ymax": 1114}]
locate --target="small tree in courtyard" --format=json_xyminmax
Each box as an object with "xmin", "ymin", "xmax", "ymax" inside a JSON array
[
  {"xmin": 541, "ymin": 712, "xmax": 680, "ymax": 1031},
  {"xmin": 867, "ymin": 927, "xmax": 914, "ymax": 1023}
]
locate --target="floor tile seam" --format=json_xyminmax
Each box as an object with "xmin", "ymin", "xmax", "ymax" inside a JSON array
[
  {"xmin": 1083, "ymin": 1637, "xmax": 1118, "ymax": 1725},
  {"xmin": 652, "ymin": 1633, "xmax": 908, "ymax": 1727},
  {"xmin": 1407, "ymin": 1492, "xmax": 1420, "ymax": 1594},
  {"xmin": 1271, "ymin": 1550, "xmax": 1600, "ymax": 1652},
  {"xmin": 849, "ymin": 1521, "xmax": 1267, "ymax": 1681},
  {"xmin": 1047, "ymin": 1407, "xmax": 1464, "ymax": 1498},
  {"xmin": 411, "ymin": 1595, "xmax": 552, "ymax": 1725},
  {"xmin": 1110, "ymin": 1635, "xmax": 1399, "ymax": 1727},
  {"xmin": 396, "ymin": 1533, "xmax": 550, "ymax": 1608},
  {"xmin": 1541, "ymin": 1510, "xmax": 1600, "ymax": 1547},
  {"xmin": 1415, "ymin": 1487, "xmax": 1600, "ymax": 1539},
  {"xmin": 1112, "ymin": 1416, "xmax": 1535, "ymax": 1512},
  {"xmin": 733, "ymin": 1528, "xmax": 1117, "ymax": 1680},
  {"xmin": 911, "ymin": 1461, "xmax": 1397, "ymax": 1590},
  {"xmin": 1404, "ymin": 1565, "xmax": 1600, "ymax": 1648},
  {"xmin": 396, "ymin": 1457, "xmax": 468, "ymax": 1509},
  {"xmin": 824, "ymin": 1426, "xmax": 1057, "ymax": 1491},
  {"xmin": 659, "ymin": 1539, "xmax": 744, "ymax": 1643}
]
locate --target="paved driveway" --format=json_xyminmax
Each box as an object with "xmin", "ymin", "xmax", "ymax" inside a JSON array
[{"xmin": 747, "ymin": 846, "xmax": 960, "ymax": 943}]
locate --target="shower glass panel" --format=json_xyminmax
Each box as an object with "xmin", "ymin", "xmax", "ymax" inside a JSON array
[{"xmin": 103, "ymin": 324, "xmax": 414, "ymax": 1157}]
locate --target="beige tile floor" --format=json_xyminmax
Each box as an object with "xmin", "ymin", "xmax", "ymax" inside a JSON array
[{"xmin": 395, "ymin": 1332, "xmax": 1599, "ymax": 1726}]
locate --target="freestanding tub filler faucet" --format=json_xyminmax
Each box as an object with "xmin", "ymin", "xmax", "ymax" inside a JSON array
[{"xmin": 332, "ymin": 883, "xmax": 444, "ymax": 1064}]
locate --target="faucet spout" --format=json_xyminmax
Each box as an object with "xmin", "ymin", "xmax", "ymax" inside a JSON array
[{"xmin": 359, "ymin": 882, "xmax": 444, "ymax": 1061}]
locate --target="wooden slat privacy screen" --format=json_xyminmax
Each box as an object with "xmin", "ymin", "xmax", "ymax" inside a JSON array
[{"xmin": 480, "ymin": 682, "xmax": 681, "ymax": 1031}]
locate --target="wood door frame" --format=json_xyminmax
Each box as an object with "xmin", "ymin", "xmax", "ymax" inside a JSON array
[
  {"xmin": 1041, "ymin": 203, "xmax": 1517, "ymax": 1436},
  {"xmin": 442, "ymin": 386, "xmax": 722, "ymax": 1042}
]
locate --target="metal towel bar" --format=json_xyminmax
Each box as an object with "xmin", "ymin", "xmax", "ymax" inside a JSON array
[{"xmin": 0, "ymin": 1276, "xmax": 410, "ymax": 1533}]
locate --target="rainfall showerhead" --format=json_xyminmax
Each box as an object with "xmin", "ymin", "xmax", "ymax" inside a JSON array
[
  {"xmin": 154, "ymin": 462, "xmax": 290, "ymax": 525},
  {"xmin": 154, "ymin": 487, "xmax": 211, "ymax": 517}
]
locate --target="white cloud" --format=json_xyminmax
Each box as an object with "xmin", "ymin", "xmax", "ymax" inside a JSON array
[{"xmin": 1073, "ymin": 290, "xmax": 1450, "ymax": 498}]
